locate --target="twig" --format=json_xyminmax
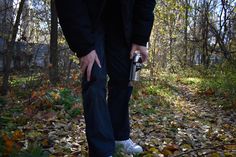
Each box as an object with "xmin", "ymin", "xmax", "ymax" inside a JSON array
[
  {"xmin": 201, "ymin": 150, "xmax": 220, "ymax": 156},
  {"xmin": 173, "ymin": 144, "xmax": 236, "ymax": 157}
]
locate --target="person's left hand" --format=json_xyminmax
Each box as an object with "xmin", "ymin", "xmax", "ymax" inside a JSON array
[{"xmin": 130, "ymin": 43, "xmax": 148, "ymax": 63}]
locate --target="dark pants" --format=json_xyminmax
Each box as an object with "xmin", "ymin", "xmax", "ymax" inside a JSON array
[{"xmin": 81, "ymin": 18, "xmax": 133, "ymax": 156}]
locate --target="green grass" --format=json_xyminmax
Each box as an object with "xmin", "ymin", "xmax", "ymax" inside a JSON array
[
  {"xmin": 46, "ymin": 88, "xmax": 82, "ymax": 118},
  {"xmin": 146, "ymin": 84, "xmax": 176, "ymax": 102},
  {"xmin": 9, "ymin": 73, "xmax": 43, "ymax": 99},
  {"xmin": 10, "ymin": 73, "xmax": 41, "ymax": 87},
  {"xmin": 202, "ymin": 73, "xmax": 236, "ymax": 93},
  {"xmin": 181, "ymin": 64, "xmax": 236, "ymax": 98},
  {"xmin": 131, "ymin": 78, "xmax": 178, "ymax": 116},
  {"xmin": 180, "ymin": 77, "xmax": 202, "ymax": 86},
  {"xmin": 135, "ymin": 62, "xmax": 236, "ymax": 110}
]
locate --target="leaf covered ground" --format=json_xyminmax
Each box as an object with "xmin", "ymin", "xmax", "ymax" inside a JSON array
[{"xmin": 0, "ymin": 71, "xmax": 236, "ymax": 157}]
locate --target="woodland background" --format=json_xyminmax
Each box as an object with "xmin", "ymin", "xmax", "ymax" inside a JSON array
[{"xmin": 0, "ymin": 0, "xmax": 236, "ymax": 157}]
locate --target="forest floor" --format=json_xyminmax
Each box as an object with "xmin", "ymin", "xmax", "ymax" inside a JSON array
[{"xmin": 0, "ymin": 72, "xmax": 236, "ymax": 157}]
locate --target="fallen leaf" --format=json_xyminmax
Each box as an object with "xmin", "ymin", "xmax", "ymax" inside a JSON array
[
  {"xmin": 12, "ymin": 130, "xmax": 24, "ymax": 141},
  {"xmin": 164, "ymin": 144, "xmax": 179, "ymax": 152},
  {"xmin": 31, "ymin": 91, "xmax": 38, "ymax": 98},
  {"xmin": 180, "ymin": 144, "xmax": 192, "ymax": 151},
  {"xmin": 5, "ymin": 139, "xmax": 14, "ymax": 154},
  {"xmin": 224, "ymin": 144, "xmax": 236, "ymax": 150},
  {"xmin": 149, "ymin": 147, "xmax": 160, "ymax": 153},
  {"xmin": 41, "ymin": 138, "xmax": 50, "ymax": 148},
  {"xmin": 205, "ymin": 88, "xmax": 215, "ymax": 96},
  {"xmin": 161, "ymin": 148, "xmax": 173, "ymax": 157}
]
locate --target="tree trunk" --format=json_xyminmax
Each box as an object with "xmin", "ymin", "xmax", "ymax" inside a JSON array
[
  {"xmin": 1, "ymin": 0, "xmax": 26, "ymax": 96},
  {"xmin": 169, "ymin": 27, "xmax": 173, "ymax": 63},
  {"xmin": 202, "ymin": 0, "xmax": 210, "ymax": 66},
  {"xmin": 49, "ymin": 0, "xmax": 59, "ymax": 84},
  {"xmin": 191, "ymin": 1, "xmax": 197, "ymax": 66},
  {"xmin": 184, "ymin": 0, "xmax": 189, "ymax": 65}
]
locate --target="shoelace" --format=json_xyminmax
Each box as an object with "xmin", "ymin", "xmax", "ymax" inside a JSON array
[{"xmin": 125, "ymin": 139, "xmax": 138, "ymax": 152}]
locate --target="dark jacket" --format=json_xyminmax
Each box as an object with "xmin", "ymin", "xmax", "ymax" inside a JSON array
[{"xmin": 55, "ymin": 0, "xmax": 156, "ymax": 57}]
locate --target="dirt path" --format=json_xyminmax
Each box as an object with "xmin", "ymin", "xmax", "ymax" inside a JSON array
[{"xmin": 129, "ymin": 81, "xmax": 236, "ymax": 156}]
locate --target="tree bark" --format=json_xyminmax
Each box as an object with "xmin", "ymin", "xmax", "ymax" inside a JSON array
[
  {"xmin": 1, "ymin": 0, "xmax": 26, "ymax": 96},
  {"xmin": 49, "ymin": 0, "xmax": 59, "ymax": 84},
  {"xmin": 184, "ymin": 0, "xmax": 189, "ymax": 65},
  {"xmin": 191, "ymin": 1, "xmax": 197, "ymax": 66},
  {"xmin": 202, "ymin": 0, "xmax": 210, "ymax": 66}
]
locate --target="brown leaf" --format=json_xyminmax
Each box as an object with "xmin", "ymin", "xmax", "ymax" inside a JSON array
[
  {"xmin": 233, "ymin": 99, "xmax": 236, "ymax": 108},
  {"xmin": 48, "ymin": 63, "xmax": 53, "ymax": 68},
  {"xmin": 5, "ymin": 139, "xmax": 14, "ymax": 154},
  {"xmin": 161, "ymin": 148, "xmax": 173, "ymax": 157},
  {"xmin": 2, "ymin": 133, "xmax": 9, "ymax": 142},
  {"xmin": 2, "ymin": 133, "xmax": 14, "ymax": 154},
  {"xmin": 205, "ymin": 88, "xmax": 215, "ymax": 96},
  {"xmin": 31, "ymin": 91, "xmax": 38, "ymax": 98},
  {"xmin": 71, "ymin": 103, "xmax": 81, "ymax": 110},
  {"xmin": 44, "ymin": 112, "xmax": 57, "ymax": 121},
  {"xmin": 223, "ymin": 92, "xmax": 229, "ymax": 98},
  {"xmin": 24, "ymin": 106, "xmax": 36, "ymax": 116},
  {"xmin": 72, "ymin": 72, "xmax": 78, "ymax": 81},
  {"xmin": 176, "ymin": 75, "xmax": 181, "ymax": 82},
  {"xmin": 164, "ymin": 144, "xmax": 179, "ymax": 152},
  {"xmin": 42, "ymin": 139, "xmax": 50, "ymax": 148}
]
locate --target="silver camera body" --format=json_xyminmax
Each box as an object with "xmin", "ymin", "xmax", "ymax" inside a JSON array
[{"xmin": 129, "ymin": 53, "xmax": 143, "ymax": 81}]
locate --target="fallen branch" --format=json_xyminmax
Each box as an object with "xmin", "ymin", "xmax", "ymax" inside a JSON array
[{"xmin": 173, "ymin": 144, "xmax": 236, "ymax": 157}]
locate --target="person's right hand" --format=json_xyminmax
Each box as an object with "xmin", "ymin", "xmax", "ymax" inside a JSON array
[{"xmin": 80, "ymin": 50, "xmax": 101, "ymax": 81}]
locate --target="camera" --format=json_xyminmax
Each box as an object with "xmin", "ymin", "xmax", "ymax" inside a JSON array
[{"xmin": 129, "ymin": 52, "xmax": 143, "ymax": 81}]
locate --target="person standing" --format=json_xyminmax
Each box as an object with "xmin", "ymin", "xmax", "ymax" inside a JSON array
[{"xmin": 55, "ymin": 0, "xmax": 156, "ymax": 156}]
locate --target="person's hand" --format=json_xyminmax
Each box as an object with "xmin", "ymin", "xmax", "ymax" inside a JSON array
[
  {"xmin": 130, "ymin": 43, "xmax": 148, "ymax": 62},
  {"xmin": 80, "ymin": 50, "xmax": 101, "ymax": 81}
]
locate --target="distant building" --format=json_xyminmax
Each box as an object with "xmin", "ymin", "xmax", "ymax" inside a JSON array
[
  {"xmin": 0, "ymin": 0, "xmax": 73, "ymax": 71},
  {"xmin": 0, "ymin": 37, "xmax": 50, "ymax": 71},
  {"xmin": 194, "ymin": 51, "xmax": 202, "ymax": 65},
  {"xmin": 193, "ymin": 50, "xmax": 223, "ymax": 65},
  {"xmin": 0, "ymin": 36, "xmax": 75, "ymax": 71}
]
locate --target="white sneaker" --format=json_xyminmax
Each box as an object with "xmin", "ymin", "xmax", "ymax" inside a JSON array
[{"xmin": 115, "ymin": 138, "xmax": 143, "ymax": 154}]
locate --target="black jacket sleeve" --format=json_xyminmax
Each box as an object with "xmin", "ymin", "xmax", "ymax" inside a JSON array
[
  {"xmin": 55, "ymin": 0, "xmax": 94, "ymax": 57},
  {"xmin": 132, "ymin": 0, "xmax": 156, "ymax": 46}
]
